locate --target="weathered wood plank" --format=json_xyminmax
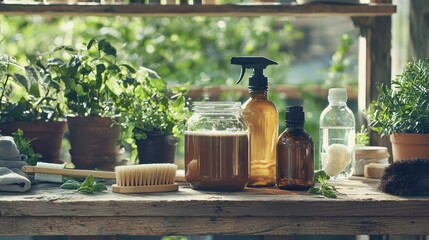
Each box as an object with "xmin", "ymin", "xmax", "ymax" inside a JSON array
[
  {"xmin": 0, "ymin": 3, "xmax": 396, "ymax": 17},
  {"xmin": 0, "ymin": 216, "xmax": 427, "ymax": 236},
  {"xmin": 0, "ymin": 178, "xmax": 427, "ymax": 219},
  {"xmin": 0, "ymin": 177, "xmax": 428, "ymax": 236},
  {"xmin": 4, "ymin": 198, "xmax": 429, "ymax": 218}
]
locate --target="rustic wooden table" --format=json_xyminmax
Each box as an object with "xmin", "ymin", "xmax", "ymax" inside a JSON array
[{"xmin": 0, "ymin": 177, "xmax": 427, "ymax": 237}]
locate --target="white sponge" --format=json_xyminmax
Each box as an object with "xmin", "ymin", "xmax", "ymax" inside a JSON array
[{"xmin": 323, "ymin": 144, "xmax": 351, "ymax": 177}]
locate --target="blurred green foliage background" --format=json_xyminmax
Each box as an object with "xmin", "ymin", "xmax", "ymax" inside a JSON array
[
  {"xmin": 0, "ymin": 14, "xmax": 358, "ymax": 167},
  {"xmin": 1, "ymin": 15, "xmax": 301, "ymax": 85}
]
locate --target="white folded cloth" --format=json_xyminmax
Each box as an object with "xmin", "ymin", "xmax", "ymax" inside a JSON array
[{"xmin": 0, "ymin": 167, "xmax": 31, "ymax": 192}]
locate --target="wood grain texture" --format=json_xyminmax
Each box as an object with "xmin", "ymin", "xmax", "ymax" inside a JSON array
[
  {"xmin": 0, "ymin": 177, "xmax": 428, "ymax": 236},
  {"xmin": 0, "ymin": 3, "xmax": 396, "ymax": 17},
  {"xmin": 0, "ymin": 216, "xmax": 427, "ymax": 236}
]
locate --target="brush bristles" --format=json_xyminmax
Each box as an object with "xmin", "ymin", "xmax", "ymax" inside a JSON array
[
  {"xmin": 35, "ymin": 162, "xmax": 66, "ymax": 183},
  {"xmin": 115, "ymin": 164, "xmax": 177, "ymax": 187},
  {"xmin": 379, "ymin": 158, "xmax": 429, "ymax": 196}
]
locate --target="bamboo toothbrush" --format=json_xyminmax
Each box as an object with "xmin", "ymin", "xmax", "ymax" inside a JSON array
[
  {"xmin": 112, "ymin": 163, "xmax": 178, "ymax": 193},
  {"xmin": 21, "ymin": 162, "xmax": 116, "ymax": 183}
]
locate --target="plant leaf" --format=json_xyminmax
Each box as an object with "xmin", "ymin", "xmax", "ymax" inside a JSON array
[
  {"xmin": 80, "ymin": 175, "xmax": 95, "ymax": 188},
  {"xmin": 120, "ymin": 64, "xmax": 137, "ymax": 73},
  {"xmin": 61, "ymin": 180, "xmax": 81, "ymax": 189},
  {"xmin": 77, "ymin": 186, "xmax": 94, "ymax": 194},
  {"xmin": 93, "ymin": 183, "xmax": 107, "ymax": 192},
  {"xmin": 307, "ymin": 187, "xmax": 320, "ymax": 194},
  {"xmin": 105, "ymin": 77, "xmax": 123, "ymax": 96},
  {"xmin": 8, "ymin": 79, "xmax": 28, "ymax": 103},
  {"xmin": 14, "ymin": 73, "xmax": 29, "ymax": 90},
  {"xmin": 151, "ymin": 78, "xmax": 167, "ymax": 92},
  {"xmin": 87, "ymin": 38, "xmax": 97, "ymax": 50}
]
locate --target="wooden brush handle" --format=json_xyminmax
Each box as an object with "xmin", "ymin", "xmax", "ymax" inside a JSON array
[{"xmin": 21, "ymin": 166, "xmax": 116, "ymax": 179}]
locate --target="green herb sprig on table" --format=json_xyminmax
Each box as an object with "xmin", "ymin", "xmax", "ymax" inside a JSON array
[
  {"xmin": 61, "ymin": 175, "xmax": 107, "ymax": 194},
  {"xmin": 308, "ymin": 171, "xmax": 338, "ymax": 198}
]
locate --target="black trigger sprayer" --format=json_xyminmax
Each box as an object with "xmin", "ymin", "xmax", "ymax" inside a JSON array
[{"xmin": 230, "ymin": 56, "xmax": 277, "ymax": 92}]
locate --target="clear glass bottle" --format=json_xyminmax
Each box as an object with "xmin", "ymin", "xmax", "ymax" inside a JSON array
[
  {"xmin": 277, "ymin": 106, "xmax": 314, "ymax": 190},
  {"xmin": 319, "ymin": 88, "xmax": 356, "ymax": 180},
  {"xmin": 184, "ymin": 101, "xmax": 249, "ymax": 191}
]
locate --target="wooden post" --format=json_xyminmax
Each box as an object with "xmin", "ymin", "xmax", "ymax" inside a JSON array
[
  {"xmin": 355, "ymin": 0, "xmax": 392, "ymax": 155},
  {"xmin": 408, "ymin": 0, "xmax": 429, "ymax": 59}
]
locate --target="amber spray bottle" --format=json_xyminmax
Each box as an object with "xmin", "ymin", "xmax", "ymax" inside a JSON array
[
  {"xmin": 231, "ymin": 56, "xmax": 278, "ymax": 187},
  {"xmin": 277, "ymin": 106, "xmax": 314, "ymax": 190}
]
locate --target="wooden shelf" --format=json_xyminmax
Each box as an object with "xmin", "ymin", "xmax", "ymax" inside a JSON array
[{"xmin": 0, "ymin": 3, "xmax": 396, "ymax": 17}]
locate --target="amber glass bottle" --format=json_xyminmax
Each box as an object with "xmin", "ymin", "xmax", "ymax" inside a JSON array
[
  {"xmin": 242, "ymin": 91, "xmax": 278, "ymax": 187},
  {"xmin": 230, "ymin": 56, "xmax": 278, "ymax": 187},
  {"xmin": 277, "ymin": 106, "xmax": 314, "ymax": 190}
]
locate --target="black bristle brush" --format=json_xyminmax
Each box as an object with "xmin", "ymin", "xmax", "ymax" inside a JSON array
[{"xmin": 379, "ymin": 158, "xmax": 429, "ymax": 196}]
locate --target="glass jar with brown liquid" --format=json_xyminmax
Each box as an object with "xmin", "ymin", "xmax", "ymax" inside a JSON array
[{"xmin": 185, "ymin": 101, "xmax": 249, "ymax": 191}]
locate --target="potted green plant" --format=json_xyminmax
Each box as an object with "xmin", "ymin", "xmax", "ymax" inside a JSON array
[
  {"xmin": 368, "ymin": 58, "xmax": 429, "ymax": 162},
  {"xmin": 44, "ymin": 38, "xmax": 134, "ymax": 170},
  {"xmin": 117, "ymin": 67, "xmax": 189, "ymax": 164},
  {"xmin": 0, "ymin": 54, "xmax": 67, "ymax": 164}
]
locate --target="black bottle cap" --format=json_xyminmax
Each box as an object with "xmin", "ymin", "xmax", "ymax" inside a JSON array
[{"xmin": 285, "ymin": 106, "xmax": 305, "ymax": 124}]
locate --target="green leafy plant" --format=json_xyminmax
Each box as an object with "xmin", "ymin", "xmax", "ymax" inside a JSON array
[
  {"xmin": 0, "ymin": 54, "xmax": 29, "ymax": 122},
  {"xmin": 11, "ymin": 129, "xmax": 42, "ymax": 166},
  {"xmin": 61, "ymin": 175, "xmax": 107, "ymax": 194},
  {"xmin": 117, "ymin": 68, "xmax": 189, "ymax": 161},
  {"xmin": 368, "ymin": 58, "xmax": 429, "ymax": 136},
  {"xmin": 0, "ymin": 54, "xmax": 67, "ymax": 123},
  {"xmin": 42, "ymin": 38, "xmax": 134, "ymax": 117},
  {"xmin": 308, "ymin": 170, "xmax": 338, "ymax": 198}
]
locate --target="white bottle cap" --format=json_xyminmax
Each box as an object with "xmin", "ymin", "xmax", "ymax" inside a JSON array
[{"xmin": 328, "ymin": 88, "xmax": 347, "ymax": 102}]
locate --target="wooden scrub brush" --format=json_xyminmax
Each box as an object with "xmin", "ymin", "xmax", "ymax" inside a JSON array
[
  {"xmin": 111, "ymin": 163, "xmax": 178, "ymax": 193},
  {"xmin": 22, "ymin": 162, "xmax": 181, "ymax": 193}
]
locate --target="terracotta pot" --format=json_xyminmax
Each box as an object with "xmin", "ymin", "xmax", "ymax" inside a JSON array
[
  {"xmin": 67, "ymin": 116, "xmax": 120, "ymax": 170},
  {"xmin": 0, "ymin": 121, "xmax": 67, "ymax": 163},
  {"xmin": 136, "ymin": 134, "xmax": 177, "ymax": 164},
  {"xmin": 390, "ymin": 133, "xmax": 429, "ymax": 162}
]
